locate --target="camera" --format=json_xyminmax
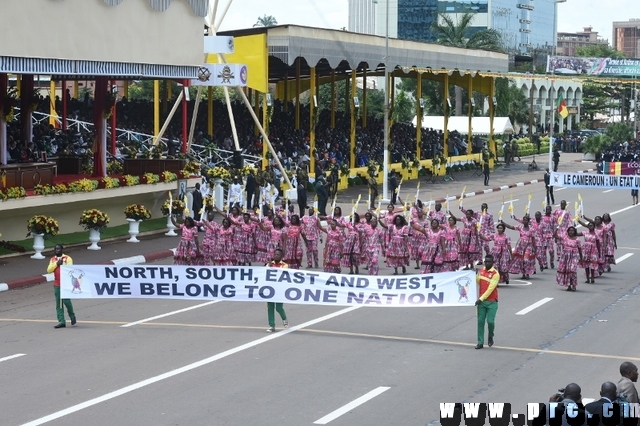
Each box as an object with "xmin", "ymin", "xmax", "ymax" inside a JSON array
[{"xmin": 557, "ymin": 388, "xmax": 565, "ymax": 398}]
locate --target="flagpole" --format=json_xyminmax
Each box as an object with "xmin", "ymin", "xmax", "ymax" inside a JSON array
[{"xmin": 549, "ymin": 73, "xmax": 555, "ymax": 173}]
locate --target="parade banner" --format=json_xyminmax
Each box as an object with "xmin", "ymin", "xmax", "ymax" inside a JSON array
[
  {"xmin": 603, "ymin": 161, "xmax": 640, "ymax": 175},
  {"xmin": 547, "ymin": 56, "xmax": 640, "ymax": 77},
  {"xmin": 59, "ymin": 266, "xmax": 477, "ymax": 308},
  {"xmin": 551, "ymin": 172, "xmax": 640, "ymax": 189}
]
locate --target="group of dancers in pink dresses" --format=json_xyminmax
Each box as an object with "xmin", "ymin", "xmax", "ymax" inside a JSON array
[{"xmin": 170, "ymin": 197, "xmax": 617, "ymax": 290}]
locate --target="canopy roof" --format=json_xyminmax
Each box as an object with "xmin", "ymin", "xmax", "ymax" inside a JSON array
[
  {"xmin": 218, "ymin": 25, "xmax": 509, "ymax": 86},
  {"xmin": 412, "ymin": 116, "xmax": 514, "ymax": 135}
]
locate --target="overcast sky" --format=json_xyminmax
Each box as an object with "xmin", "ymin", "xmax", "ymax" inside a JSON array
[{"xmin": 217, "ymin": 0, "xmax": 639, "ymax": 48}]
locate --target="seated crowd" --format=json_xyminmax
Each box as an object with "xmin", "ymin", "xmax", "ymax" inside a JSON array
[{"xmin": 6, "ymin": 94, "xmax": 478, "ymax": 171}]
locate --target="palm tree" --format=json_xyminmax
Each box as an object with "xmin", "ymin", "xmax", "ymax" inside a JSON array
[
  {"xmin": 430, "ymin": 13, "xmax": 503, "ymax": 115},
  {"xmin": 254, "ymin": 15, "xmax": 278, "ymax": 27}
]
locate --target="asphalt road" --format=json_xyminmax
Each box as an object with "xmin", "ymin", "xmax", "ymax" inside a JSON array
[{"xmin": 2, "ymin": 179, "xmax": 640, "ymax": 426}]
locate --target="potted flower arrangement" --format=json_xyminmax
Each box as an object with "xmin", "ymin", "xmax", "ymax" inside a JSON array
[
  {"xmin": 207, "ymin": 166, "xmax": 231, "ymax": 182},
  {"xmin": 183, "ymin": 161, "xmax": 201, "ymax": 176},
  {"xmin": 161, "ymin": 199, "xmax": 185, "ymax": 236},
  {"xmin": 79, "ymin": 209, "xmax": 110, "ymax": 250},
  {"xmin": 27, "ymin": 215, "xmax": 59, "ymax": 259},
  {"xmin": 124, "ymin": 204, "xmax": 151, "ymax": 243}
]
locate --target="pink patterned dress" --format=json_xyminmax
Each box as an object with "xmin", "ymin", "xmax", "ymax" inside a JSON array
[
  {"xmin": 580, "ymin": 231, "xmax": 599, "ymax": 273},
  {"xmin": 541, "ymin": 214, "xmax": 556, "ymax": 265},
  {"xmin": 552, "ymin": 208, "xmax": 572, "ymax": 255},
  {"xmin": 428, "ymin": 210, "xmax": 447, "ymax": 225},
  {"xmin": 341, "ymin": 222, "xmax": 361, "ymax": 268},
  {"xmin": 174, "ymin": 225, "xmax": 202, "ymax": 265},
  {"xmin": 266, "ymin": 227, "xmax": 285, "ymax": 262},
  {"xmin": 356, "ymin": 221, "xmax": 370, "ymax": 265},
  {"xmin": 255, "ymin": 218, "xmax": 274, "ymax": 264},
  {"xmin": 301, "ymin": 215, "xmax": 320, "ymax": 268},
  {"xmin": 282, "ymin": 224, "xmax": 304, "ymax": 269},
  {"xmin": 441, "ymin": 225, "xmax": 460, "ymax": 271},
  {"xmin": 211, "ymin": 225, "xmax": 236, "ymax": 266},
  {"xmin": 386, "ymin": 225, "xmax": 410, "ymax": 268},
  {"xmin": 459, "ymin": 217, "xmax": 481, "ymax": 266},
  {"xmin": 420, "ymin": 228, "xmax": 444, "ymax": 274},
  {"xmin": 594, "ymin": 225, "xmax": 606, "ymax": 273},
  {"xmin": 489, "ymin": 233, "xmax": 512, "ymax": 283},
  {"xmin": 362, "ymin": 226, "xmax": 385, "ymax": 275},
  {"xmin": 234, "ymin": 221, "xmax": 257, "ymax": 264},
  {"xmin": 509, "ymin": 225, "xmax": 536, "ymax": 276},
  {"xmin": 323, "ymin": 228, "xmax": 344, "ymax": 273},
  {"xmin": 201, "ymin": 221, "xmax": 219, "ymax": 265},
  {"xmin": 531, "ymin": 219, "xmax": 548, "ymax": 269},
  {"xmin": 409, "ymin": 218, "xmax": 428, "ymax": 263},
  {"xmin": 556, "ymin": 235, "xmax": 582, "ymax": 288},
  {"xmin": 380, "ymin": 212, "xmax": 397, "ymax": 254},
  {"xmin": 603, "ymin": 222, "xmax": 616, "ymax": 269},
  {"xmin": 464, "ymin": 209, "xmax": 494, "ymax": 256}
]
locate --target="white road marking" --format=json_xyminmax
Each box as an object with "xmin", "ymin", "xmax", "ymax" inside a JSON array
[
  {"xmin": 0, "ymin": 353, "xmax": 25, "ymax": 363},
  {"xmin": 603, "ymin": 189, "xmax": 614, "ymax": 193},
  {"xmin": 610, "ymin": 205, "xmax": 638, "ymax": 216},
  {"xmin": 0, "ymin": 283, "xmax": 8, "ymax": 292},
  {"xmin": 516, "ymin": 298, "xmax": 554, "ymax": 316},
  {"xmin": 21, "ymin": 307, "xmax": 360, "ymax": 426},
  {"xmin": 121, "ymin": 301, "xmax": 221, "ymax": 327},
  {"xmin": 555, "ymin": 187, "xmax": 567, "ymax": 191},
  {"xmin": 313, "ymin": 386, "xmax": 391, "ymax": 425},
  {"xmin": 503, "ymin": 199, "xmax": 519, "ymax": 204},
  {"xmin": 616, "ymin": 253, "xmax": 633, "ymax": 264},
  {"xmin": 504, "ymin": 280, "xmax": 532, "ymax": 286}
]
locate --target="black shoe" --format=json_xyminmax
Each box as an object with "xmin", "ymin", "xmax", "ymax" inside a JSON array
[
  {"xmin": 475, "ymin": 344, "xmax": 483, "ymax": 349},
  {"xmin": 54, "ymin": 323, "xmax": 66, "ymax": 329},
  {"xmin": 477, "ymin": 261, "xmax": 483, "ymax": 266},
  {"xmin": 488, "ymin": 337, "xmax": 494, "ymax": 347},
  {"xmin": 505, "ymin": 280, "xmax": 509, "ymax": 284},
  {"xmin": 71, "ymin": 316, "xmax": 77, "ymax": 326},
  {"xmin": 550, "ymin": 263, "xmax": 555, "ymax": 269}
]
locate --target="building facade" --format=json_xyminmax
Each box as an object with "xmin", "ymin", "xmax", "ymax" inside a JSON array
[
  {"xmin": 370, "ymin": 0, "xmax": 557, "ymax": 57},
  {"xmin": 557, "ymin": 27, "xmax": 609, "ymax": 56},
  {"xmin": 348, "ymin": 0, "xmax": 377, "ymax": 34},
  {"xmin": 512, "ymin": 76, "xmax": 583, "ymax": 133},
  {"xmin": 612, "ymin": 19, "xmax": 640, "ymax": 58}
]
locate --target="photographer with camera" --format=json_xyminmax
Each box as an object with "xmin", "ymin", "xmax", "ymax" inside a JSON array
[{"xmin": 547, "ymin": 383, "xmax": 586, "ymax": 426}]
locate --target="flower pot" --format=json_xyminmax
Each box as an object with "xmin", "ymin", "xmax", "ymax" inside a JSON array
[
  {"xmin": 126, "ymin": 218, "xmax": 142, "ymax": 243},
  {"xmin": 213, "ymin": 178, "xmax": 223, "ymax": 185},
  {"xmin": 31, "ymin": 233, "xmax": 46, "ymax": 260},
  {"xmin": 165, "ymin": 215, "xmax": 177, "ymax": 237},
  {"xmin": 87, "ymin": 228, "xmax": 101, "ymax": 250}
]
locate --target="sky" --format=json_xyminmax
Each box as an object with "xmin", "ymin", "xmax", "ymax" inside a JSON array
[{"xmin": 216, "ymin": 0, "xmax": 639, "ymax": 46}]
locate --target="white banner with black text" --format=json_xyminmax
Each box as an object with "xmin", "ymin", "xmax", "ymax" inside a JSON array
[
  {"xmin": 59, "ymin": 266, "xmax": 477, "ymax": 307},
  {"xmin": 551, "ymin": 172, "xmax": 640, "ymax": 189}
]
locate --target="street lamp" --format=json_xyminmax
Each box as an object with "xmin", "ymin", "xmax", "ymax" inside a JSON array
[{"xmin": 373, "ymin": 0, "xmax": 391, "ymax": 202}]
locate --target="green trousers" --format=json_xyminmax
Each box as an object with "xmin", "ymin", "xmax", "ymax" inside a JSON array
[
  {"xmin": 267, "ymin": 302, "xmax": 286, "ymax": 328},
  {"xmin": 54, "ymin": 286, "xmax": 75, "ymax": 324},
  {"xmin": 477, "ymin": 300, "xmax": 498, "ymax": 345}
]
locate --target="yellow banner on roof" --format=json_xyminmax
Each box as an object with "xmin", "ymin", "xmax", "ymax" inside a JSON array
[{"xmin": 207, "ymin": 33, "xmax": 267, "ymax": 93}]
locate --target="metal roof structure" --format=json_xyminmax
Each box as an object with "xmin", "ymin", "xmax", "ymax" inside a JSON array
[{"xmin": 218, "ymin": 25, "xmax": 509, "ymax": 84}]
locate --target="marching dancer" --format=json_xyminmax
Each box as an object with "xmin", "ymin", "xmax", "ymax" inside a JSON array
[
  {"xmin": 502, "ymin": 215, "xmax": 536, "ymax": 280},
  {"xmin": 411, "ymin": 219, "xmax": 445, "ymax": 274},
  {"xmin": 555, "ymin": 226, "xmax": 583, "ymax": 292}
]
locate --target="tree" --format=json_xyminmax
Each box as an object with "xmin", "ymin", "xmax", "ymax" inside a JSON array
[
  {"xmin": 430, "ymin": 13, "xmax": 504, "ymax": 115},
  {"xmin": 391, "ymin": 91, "xmax": 415, "ymax": 123},
  {"xmin": 253, "ymin": 15, "xmax": 277, "ymax": 27},
  {"xmin": 575, "ymin": 45, "xmax": 625, "ymax": 59},
  {"xmin": 494, "ymin": 78, "xmax": 529, "ymax": 128},
  {"xmin": 605, "ymin": 122, "xmax": 634, "ymax": 143}
]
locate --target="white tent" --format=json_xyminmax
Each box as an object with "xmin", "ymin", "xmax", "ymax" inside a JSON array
[{"xmin": 411, "ymin": 116, "xmax": 514, "ymax": 135}]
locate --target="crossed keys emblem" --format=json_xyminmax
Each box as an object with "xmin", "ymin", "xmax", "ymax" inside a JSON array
[{"xmin": 197, "ymin": 67, "xmax": 212, "ymax": 83}]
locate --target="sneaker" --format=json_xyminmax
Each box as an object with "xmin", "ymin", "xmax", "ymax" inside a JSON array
[
  {"xmin": 283, "ymin": 320, "xmax": 289, "ymax": 328},
  {"xmin": 70, "ymin": 316, "xmax": 77, "ymax": 326},
  {"xmin": 266, "ymin": 327, "xmax": 275, "ymax": 333}
]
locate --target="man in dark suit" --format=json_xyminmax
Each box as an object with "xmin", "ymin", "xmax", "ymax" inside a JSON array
[
  {"xmin": 296, "ymin": 179, "xmax": 307, "ymax": 216},
  {"xmin": 389, "ymin": 172, "xmax": 398, "ymax": 204},
  {"xmin": 192, "ymin": 183, "xmax": 203, "ymax": 221},
  {"xmin": 315, "ymin": 176, "xmax": 329, "ymax": 216},
  {"xmin": 245, "ymin": 170, "xmax": 256, "ymax": 209},
  {"xmin": 585, "ymin": 382, "xmax": 621, "ymax": 425},
  {"xmin": 544, "ymin": 168, "xmax": 555, "ymax": 206}
]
